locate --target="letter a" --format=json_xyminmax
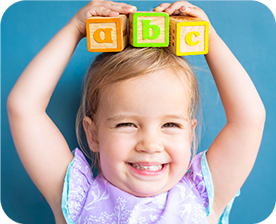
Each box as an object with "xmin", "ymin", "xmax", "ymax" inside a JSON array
[
  {"xmin": 141, "ymin": 20, "xmax": 161, "ymax": 40},
  {"xmin": 94, "ymin": 28, "xmax": 113, "ymax": 43}
]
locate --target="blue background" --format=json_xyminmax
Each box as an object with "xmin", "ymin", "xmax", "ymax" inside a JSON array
[{"xmin": 1, "ymin": 1, "xmax": 276, "ymax": 223}]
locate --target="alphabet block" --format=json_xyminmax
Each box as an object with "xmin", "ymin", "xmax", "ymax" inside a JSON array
[
  {"xmin": 129, "ymin": 12, "xmax": 169, "ymax": 47},
  {"xmin": 169, "ymin": 16, "xmax": 209, "ymax": 56},
  {"xmin": 86, "ymin": 15, "xmax": 128, "ymax": 52}
]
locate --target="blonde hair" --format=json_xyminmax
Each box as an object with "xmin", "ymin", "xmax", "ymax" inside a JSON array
[{"xmin": 76, "ymin": 46, "xmax": 200, "ymax": 172}]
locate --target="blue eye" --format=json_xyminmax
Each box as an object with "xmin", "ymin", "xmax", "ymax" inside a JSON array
[
  {"xmin": 162, "ymin": 123, "xmax": 180, "ymax": 128},
  {"xmin": 116, "ymin": 123, "xmax": 136, "ymax": 128}
]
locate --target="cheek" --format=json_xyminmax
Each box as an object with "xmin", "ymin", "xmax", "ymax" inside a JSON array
[
  {"xmin": 98, "ymin": 132, "xmax": 135, "ymax": 162},
  {"xmin": 165, "ymin": 135, "xmax": 192, "ymax": 162},
  {"xmin": 98, "ymin": 133, "xmax": 135, "ymax": 181}
]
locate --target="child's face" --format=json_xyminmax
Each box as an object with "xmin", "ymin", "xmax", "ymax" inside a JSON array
[{"xmin": 84, "ymin": 68, "xmax": 196, "ymax": 197}]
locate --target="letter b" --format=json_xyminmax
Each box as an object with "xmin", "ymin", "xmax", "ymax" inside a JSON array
[{"xmin": 141, "ymin": 20, "xmax": 161, "ymax": 40}]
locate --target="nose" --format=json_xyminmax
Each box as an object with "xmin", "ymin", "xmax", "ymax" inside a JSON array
[{"xmin": 135, "ymin": 129, "xmax": 164, "ymax": 154}]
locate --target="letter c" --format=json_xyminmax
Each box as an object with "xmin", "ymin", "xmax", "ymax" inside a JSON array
[{"xmin": 185, "ymin": 31, "xmax": 200, "ymax": 46}]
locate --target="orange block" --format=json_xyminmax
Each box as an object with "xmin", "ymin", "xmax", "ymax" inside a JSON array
[{"xmin": 86, "ymin": 15, "xmax": 128, "ymax": 52}]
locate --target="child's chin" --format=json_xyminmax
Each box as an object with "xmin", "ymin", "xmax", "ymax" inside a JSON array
[{"xmin": 123, "ymin": 184, "xmax": 171, "ymax": 198}]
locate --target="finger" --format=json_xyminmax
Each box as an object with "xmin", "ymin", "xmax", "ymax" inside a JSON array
[
  {"xmin": 153, "ymin": 3, "xmax": 171, "ymax": 12},
  {"xmin": 98, "ymin": 2, "xmax": 136, "ymax": 14},
  {"xmin": 180, "ymin": 7, "xmax": 208, "ymax": 21},
  {"xmin": 164, "ymin": 1, "xmax": 194, "ymax": 15},
  {"xmin": 89, "ymin": 6, "xmax": 119, "ymax": 17},
  {"xmin": 109, "ymin": 3, "xmax": 137, "ymax": 13}
]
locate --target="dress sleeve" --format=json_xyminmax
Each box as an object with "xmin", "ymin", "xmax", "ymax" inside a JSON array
[
  {"xmin": 188, "ymin": 150, "xmax": 240, "ymax": 224},
  {"xmin": 61, "ymin": 148, "xmax": 93, "ymax": 224}
]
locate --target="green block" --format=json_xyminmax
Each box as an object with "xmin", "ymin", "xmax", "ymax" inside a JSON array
[{"xmin": 132, "ymin": 12, "xmax": 169, "ymax": 47}]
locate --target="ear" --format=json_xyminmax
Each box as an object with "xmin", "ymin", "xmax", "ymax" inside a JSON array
[
  {"xmin": 190, "ymin": 119, "xmax": 197, "ymax": 144},
  {"xmin": 83, "ymin": 116, "xmax": 99, "ymax": 152}
]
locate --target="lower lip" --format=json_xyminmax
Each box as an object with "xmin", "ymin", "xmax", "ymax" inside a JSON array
[{"xmin": 128, "ymin": 163, "xmax": 168, "ymax": 177}]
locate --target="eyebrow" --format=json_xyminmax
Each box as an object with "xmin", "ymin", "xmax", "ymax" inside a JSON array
[
  {"xmin": 107, "ymin": 113, "xmax": 139, "ymax": 121},
  {"xmin": 163, "ymin": 114, "xmax": 190, "ymax": 122},
  {"xmin": 107, "ymin": 113, "xmax": 189, "ymax": 122}
]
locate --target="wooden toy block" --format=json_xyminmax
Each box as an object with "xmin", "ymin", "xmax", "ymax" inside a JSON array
[
  {"xmin": 129, "ymin": 12, "xmax": 169, "ymax": 47},
  {"xmin": 169, "ymin": 16, "xmax": 209, "ymax": 56},
  {"xmin": 86, "ymin": 15, "xmax": 128, "ymax": 52}
]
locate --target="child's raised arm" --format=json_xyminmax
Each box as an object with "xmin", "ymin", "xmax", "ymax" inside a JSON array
[
  {"xmin": 155, "ymin": 1, "xmax": 266, "ymax": 222},
  {"xmin": 7, "ymin": 0, "xmax": 136, "ymax": 221}
]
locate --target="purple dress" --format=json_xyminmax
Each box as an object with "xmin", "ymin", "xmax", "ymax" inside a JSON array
[{"xmin": 62, "ymin": 149, "xmax": 239, "ymax": 224}]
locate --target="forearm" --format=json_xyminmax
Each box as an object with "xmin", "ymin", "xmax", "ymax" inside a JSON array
[
  {"xmin": 205, "ymin": 33, "xmax": 265, "ymax": 124},
  {"xmin": 8, "ymin": 21, "xmax": 82, "ymax": 115}
]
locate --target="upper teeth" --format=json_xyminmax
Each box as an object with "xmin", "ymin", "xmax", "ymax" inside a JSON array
[{"xmin": 131, "ymin": 163, "xmax": 163, "ymax": 171}]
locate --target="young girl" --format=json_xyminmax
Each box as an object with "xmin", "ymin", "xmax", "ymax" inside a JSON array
[{"xmin": 7, "ymin": 1, "xmax": 265, "ymax": 223}]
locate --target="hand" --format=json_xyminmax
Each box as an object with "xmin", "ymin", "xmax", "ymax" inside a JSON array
[
  {"xmin": 154, "ymin": 1, "xmax": 216, "ymax": 38},
  {"xmin": 69, "ymin": 0, "xmax": 137, "ymax": 38}
]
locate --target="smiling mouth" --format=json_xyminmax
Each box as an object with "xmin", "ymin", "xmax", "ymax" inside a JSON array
[{"xmin": 130, "ymin": 163, "xmax": 164, "ymax": 171}]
